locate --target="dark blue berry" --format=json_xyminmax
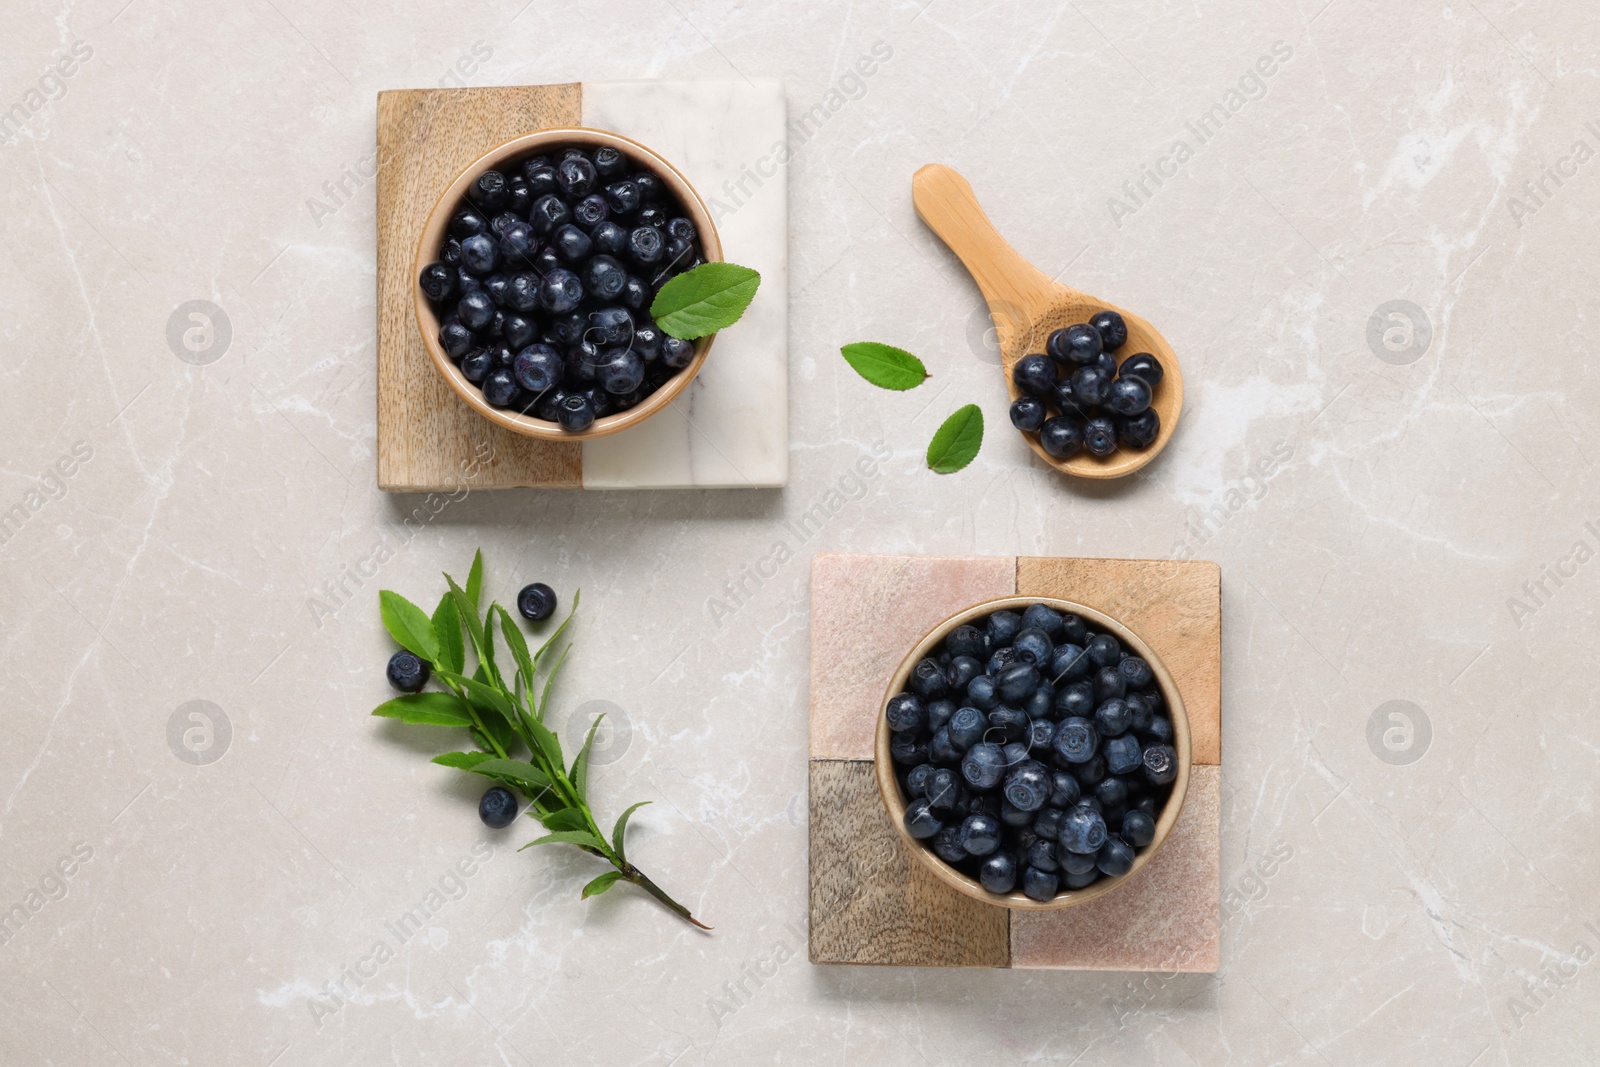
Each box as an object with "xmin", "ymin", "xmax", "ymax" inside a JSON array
[
  {"xmin": 1053, "ymin": 717, "xmax": 1098, "ymax": 764},
  {"xmin": 1023, "ymin": 685, "xmax": 1055, "ymax": 720},
  {"xmin": 1086, "ymin": 633, "xmax": 1121, "ymax": 668},
  {"xmin": 450, "ymin": 208, "xmax": 489, "ymax": 240},
  {"xmin": 540, "ymin": 269, "xmax": 584, "ymax": 313},
  {"xmin": 1084, "ymin": 416, "xmax": 1118, "ymax": 457},
  {"xmin": 1071, "ymin": 365, "xmax": 1111, "ymax": 406},
  {"xmin": 556, "ymin": 393, "xmax": 595, "ymax": 432},
  {"xmin": 1050, "ymin": 323, "xmax": 1103, "ymax": 364},
  {"xmin": 479, "ymin": 786, "xmax": 518, "ymax": 828},
  {"xmin": 1010, "ymin": 396, "xmax": 1047, "ymax": 432},
  {"xmin": 1054, "ymin": 680, "xmax": 1095, "ymax": 718},
  {"xmin": 386, "ymin": 649, "xmax": 428, "ymax": 692},
  {"xmin": 482, "ymin": 368, "xmax": 519, "ymax": 408},
  {"xmin": 910, "ymin": 657, "xmax": 948, "ymax": 699},
  {"xmin": 946, "ymin": 655, "xmax": 984, "ymax": 692},
  {"xmin": 591, "ymin": 220, "xmax": 628, "ymax": 257},
  {"xmin": 1012, "ymin": 353, "xmax": 1057, "ymax": 397},
  {"xmin": 885, "ymin": 693, "xmax": 925, "ymax": 733},
  {"xmin": 1142, "ymin": 743, "xmax": 1178, "ymax": 785},
  {"xmin": 666, "ymin": 216, "xmax": 697, "ymax": 243},
  {"xmin": 440, "ymin": 321, "xmax": 475, "ymax": 358},
  {"xmin": 504, "ymin": 274, "xmax": 540, "ymax": 313},
  {"xmin": 1103, "ymin": 733, "xmax": 1143, "ymax": 776},
  {"xmin": 1119, "ymin": 351, "xmax": 1163, "ymax": 386},
  {"xmin": 498, "ymin": 221, "xmax": 537, "ymax": 265},
  {"xmin": 1095, "ymin": 698, "xmax": 1134, "ymax": 737},
  {"xmin": 987, "ymin": 705, "xmax": 1029, "ymax": 743},
  {"xmin": 628, "ymin": 225, "xmax": 664, "ymax": 266},
  {"xmin": 1120, "ymin": 808, "xmax": 1156, "ymax": 847},
  {"xmin": 660, "ymin": 336, "xmax": 695, "ymax": 369},
  {"xmin": 890, "ymin": 733, "xmax": 929, "ymax": 766},
  {"xmin": 1120, "ymin": 409, "xmax": 1160, "ymax": 449},
  {"xmin": 597, "ymin": 347, "xmax": 645, "ymax": 395},
  {"xmin": 1094, "ymin": 665, "xmax": 1126, "ymax": 702},
  {"xmin": 1059, "ymin": 806, "xmax": 1108, "ymax": 854},
  {"xmin": 987, "ymin": 646, "xmax": 1019, "ymax": 676},
  {"xmin": 1107, "ymin": 376, "xmax": 1152, "ymax": 416},
  {"xmin": 592, "ymin": 146, "xmax": 626, "ymax": 179},
  {"xmin": 966, "ymin": 674, "xmax": 999, "ymax": 710},
  {"xmin": 904, "ymin": 797, "xmax": 943, "ymax": 839},
  {"xmin": 1096, "ymin": 837, "xmax": 1135, "ymax": 877},
  {"xmin": 925, "ymin": 768, "xmax": 961, "ymax": 813},
  {"xmin": 1021, "ymin": 866, "xmax": 1059, "ymax": 902},
  {"xmin": 603, "ymin": 179, "xmax": 641, "ymax": 216},
  {"xmin": 979, "ymin": 851, "xmax": 1018, "ymax": 894},
  {"xmin": 948, "ymin": 706, "xmax": 987, "ymax": 750},
  {"xmin": 516, "ymin": 582, "xmax": 557, "ymax": 622},
  {"xmin": 470, "ymin": 169, "xmax": 508, "ymax": 211},
  {"xmin": 528, "ymin": 194, "xmax": 570, "ymax": 235},
  {"xmin": 946, "ymin": 625, "xmax": 986, "ymax": 658},
  {"xmin": 1090, "ymin": 310, "xmax": 1128, "ymax": 350},
  {"xmin": 552, "ymin": 223, "xmax": 593, "ymax": 262},
  {"xmin": 1003, "ymin": 761, "xmax": 1050, "ymax": 812},
  {"xmin": 928, "ymin": 726, "xmax": 960, "ymax": 764},
  {"xmin": 931, "ymin": 826, "xmax": 968, "ymax": 864},
  {"xmin": 1048, "ymin": 644, "xmax": 1091, "ymax": 683},
  {"xmin": 460, "ymin": 233, "xmax": 498, "ymax": 275},
  {"xmin": 1143, "ymin": 716, "xmax": 1175, "ymax": 745},
  {"xmin": 1124, "ymin": 693, "xmax": 1155, "ymax": 732},
  {"xmin": 1072, "ymin": 755, "xmax": 1107, "ymax": 788},
  {"xmin": 906, "ymin": 764, "xmax": 934, "ymax": 797},
  {"xmin": 1012, "ymin": 627, "xmax": 1052, "ymax": 667},
  {"xmin": 1027, "ymin": 717, "xmax": 1056, "ymax": 752},
  {"xmin": 555, "ymin": 154, "xmax": 597, "ymax": 198},
  {"xmin": 513, "ymin": 344, "xmax": 564, "ymax": 394},
  {"xmin": 1118, "ymin": 657, "xmax": 1153, "ymax": 689},
  {"xmin": 459, "ymin": 348, "xmax": 493, "ymax": 383},
  {"xmin": 419, "ymin": 262, "xmax": 457, "ymax": 301},
  {"xmin": 961, "ymin": 742, "xmax": 1006, "ymax": 790},
  {"xmin": 996, "ymin": 663, "xmax": 1039, "ymax": 704},
  {"xmin": 986, "ymin": 610, "xmax": 1022, "ymax": 646},
  {"xmin": 1021, "ymin": 604, "xmax": 1064, "ymax": 637},
  {"xmin": 958, "ymin": 813, "xmax": 1003, "ymax": 856},
  {"xmin": 582, "ymin": 255, "xmax": 627, "ymax": 300},
  {"xmin": 1058, "ymin": 845, "xmax": 1098, "ymax": 876},
  {"xmin": 1094, "ymin": 775, "xmax": 1131, "ymax": 809},
  {"xmin": 1047, "ymin": 771, "xmax": 1082, "ymax": 809},
  {"xmin": 1026, "ymin": 839, "xmax": 1059, "ymax": 872},
  {"xmin": 573, "ymin": 194, "xmax": 609, "ymax": 229},
  {"xmin": 1039, "ymin": 416, "xmax": 1084, "ymax": 459},
  {"xmin": 456, "ymin": 289, "xmax": 495, "ymax": 330},
  {"xmin": 927, "ymin": 699, "xmax": 956, "ymax": 734},
  {"xmin": 633, "ymin": 172, "xmax": 664, "ymax": 203}
]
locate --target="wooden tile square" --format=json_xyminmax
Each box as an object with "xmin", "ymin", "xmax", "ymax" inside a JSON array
[{"xmin": 807, "ymin": 552, "xmax": 1222, "ymax": 971}]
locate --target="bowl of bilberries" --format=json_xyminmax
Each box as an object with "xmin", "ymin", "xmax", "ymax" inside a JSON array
[
  {"xmin": 875, "ymin": 597, "xmax": 1191, "ymax": 909},
  {"xmin": 413, "ymin": 127, "xmax": 760, "ymax": 439}
]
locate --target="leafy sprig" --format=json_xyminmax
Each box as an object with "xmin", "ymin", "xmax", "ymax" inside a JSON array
[{"xmin": 372, "ymin": 552, "xmax": 708, "ymax": 930}]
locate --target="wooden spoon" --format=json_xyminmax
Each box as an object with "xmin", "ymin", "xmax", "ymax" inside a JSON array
[{"xmin": 912, "ymin": 164, "xmax": 1183, "ymax": 479}]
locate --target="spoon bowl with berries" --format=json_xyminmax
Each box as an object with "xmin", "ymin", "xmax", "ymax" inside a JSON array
[{"xmin": 913, "ymin": 164, "xmax": 1184, "ymax": 478}]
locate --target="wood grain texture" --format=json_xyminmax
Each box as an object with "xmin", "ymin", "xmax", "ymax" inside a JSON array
[
  {"xmin": 912, "ymin": 164, "xmax": 1182, "ymax": 480},
  {"xmin": 375, "ymin": 86, "xmax": 584, "ymax": 492},
  {"xmin": 1016, "ymin": 556, "xmax": 1221, "ymax": 765},
  {"xmin": 809, "ymin": 760, "xmax": 1010, "ymax": 967}
]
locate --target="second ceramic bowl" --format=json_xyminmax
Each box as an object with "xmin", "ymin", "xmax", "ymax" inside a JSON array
[
  {"xmin": 412, "ymin": 127, "xmax": 723, "ymax": 441},
  {"xmin": 874, "ymin": 595, "xmax": 1192, "ymax": 910}
]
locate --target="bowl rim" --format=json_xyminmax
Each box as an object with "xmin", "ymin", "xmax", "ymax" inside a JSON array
[
  {"xmin": 411, "ymin": 125, "xmax": 724, "ymax": 442},
  {"xmin": 873, "ymin": 594, "xmax": 1192, "ymax": 911}
]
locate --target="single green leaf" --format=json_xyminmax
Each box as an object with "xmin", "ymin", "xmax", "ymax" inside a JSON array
[
  {"xmin": 649, "ymin": 263, "xmax": 761, "ymax": 340},
  {"xmin": 431, "ymin": 751, "xmax": 494, "ymax": 770},
  {"xmin": 519, "ymin": 829, "xmax": 607, "ymax": 851},
  {"xmin": 432, "ymin": 593, "xmax": 464, "ymax": 675},
  {"xmin": 581, "ymin": 871, "xmax": 623, "ymax": 899},
  {"xmin": 839, "ymin": 342, "xmax": 929, "ymax": 391},
  {"xmin": 610, "ymin": 800, "xmax": 651, "ymax": 864},
  {"xmin": 538, "ymin": 643, "xmax": 570, "ymax": 726},
  {"xmin": 532, "ymin": 591, "xmax": 579, "ymax": 680},
  {"xmin": 540, "ymin": 807, "xmax": 589, "ymax": 832},
  {"xmin": 380, "ymin": 591, "xmax": 439, "ymax": 662},
  {"xmin": 496, "ymin": 606, "xmax": 536, "ymax": 694},
  {"xmin": 372, "ymin": 692, "xmax": 472, "ymax": 727},
  {"xmin": 527, "ymin": 715, "xmax": 565, "ymax": 775},
  {"xmin": 572, "ymin": 713, "xmax": 603, "ymax": 803},
  {"xmin": 465, "ymin": 550, "xmax": 484, "ymax": 610},
  {"xmin": 445, "ymin": 575, "xmax": 500, "ymax": 687},
  {"xmin": 926, "ymin": 403, "xmax": 984, "ymax": 474},
  {"xmin": 466, "ymin": 758, "xmax": 552, "ymax": 794}
]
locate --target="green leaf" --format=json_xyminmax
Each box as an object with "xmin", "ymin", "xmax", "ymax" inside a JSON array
[
  {"xmin": 532, "ymin": 591, "xmax": 579, "ymax": 676},
  {"xmin": 926, "ymin": 403, "xmax": 984, "ymax": 474},
  {"xmin": 649, "ymin": 263, "xmax": 761, "ymax": 340},
  {"xmin": 538, "ymin": 643, "xmax": 570, "ymax": 727},
  {"xmin": 839, "ymin": 342, "xmax": 929, "ymax": 391},
  {"xmin": 527, "ymin": 716, "xmax": 565, "ymax": 775},
  {"xmin": 431, "ymin": 751, "xmax": 494, "ymax": 769},
  {"xmin": 520, "ymin": 829, "xmax": 607, "ymax": 851},
  {"xmin": 380, "ymin": 591, "xmax": 439, "ymax": 662},
  {"xmin": 465, "ymin": 758, "xmax": 552, "ymax": 794},
  {"xmin": 540, "ymin": 807, "xmax": 589, "ymax": 832},
  {"xmin": 465, "ymin": 550, "xmax": 484, "ymax": 610},
  {"xmin": 611, "ymin": 801, "xmax": 651, "ymax": 864},
  {"xmin": 581, "ymin": 871, "xmax": 623, "ymax": 899},
  {"xmin": 496, "ymin": 606, "xmax": 536, "ymax": 694},
  {"xmin": 445, "ymin": 575, "xmax": 500, "ymax": 687},
  {"xmin": 432, "ymin": 594, "xmax": 464, "ymax": 675},
  {"xmin": 572, "ymin": 713, "xmax": 603, "ymax": 803},
  {"xmin": 372, "ymin": 692, "xmax": 472, "ymax": 727}
]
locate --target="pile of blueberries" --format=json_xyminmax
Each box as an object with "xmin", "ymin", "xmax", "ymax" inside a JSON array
[
  {"xmin": 417, "ymin": 144, "xmax": 705, "ymax": 433},
  {"xmin": 885, "ymin": 603, "xmax": 1180, "ymax": 902},
  {"xmin": 1007, "ymin": 310, "xmax": 1164, "ymax": 460}
]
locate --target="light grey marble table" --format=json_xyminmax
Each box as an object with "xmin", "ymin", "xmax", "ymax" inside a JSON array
[{"xmin": 2, "ymin": 2, "xmax": 1596, "ymax": 1065}]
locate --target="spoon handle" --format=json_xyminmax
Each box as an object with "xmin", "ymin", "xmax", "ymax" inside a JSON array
[{"xmin": 912, "ymin": 164, "xmax": 1060, "ymax": 324}]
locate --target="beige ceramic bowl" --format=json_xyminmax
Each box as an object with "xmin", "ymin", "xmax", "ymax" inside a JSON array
[
  {"xmin": 875, "ymin": 596, "xmax": 1191, "ymax": 910},
  {"xmin": 412, "ymin": 127, "xmax": 723, "ymax": 441}
]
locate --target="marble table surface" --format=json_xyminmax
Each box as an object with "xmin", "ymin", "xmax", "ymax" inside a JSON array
[{"xmin": 3, "ymin": 2, "xmax": 1597, "ymax": 1065}]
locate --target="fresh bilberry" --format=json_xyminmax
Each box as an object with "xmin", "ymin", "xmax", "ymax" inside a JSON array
[
  {"xmin": 904, "ymin": 797, "xmax": 943, "ymax": 839},
  {"xmin": 1142, "ymin": 743, "xmax": 1178, "ymax": 785},
  {"xmin": 513, "ymin": 344, "xmax": 564, "ymax": 394},
  {"xmin": 987, "ymin": 705, "xmax": 1029, "ymax": 743},
  {"xmin": 1117, "ymin": 656, "xmax": 1153, "ymax": 689},
  {"xmin": 960, "ymin": 813, "xmax": 1004, "ymax": 856},
  {"xmin": 966, "ymin": 674, "xmax": 1000, "ymax": 710},
  {"xmin": 498, "ymin": 221, "xmax": 537, "ymax": 265},
  {"xmin": 1012, "ymin": 627, "xmax": 1053, "ymax": 667},
  {"xmin": 946, "ymin": 655, "xmax": 984, "ymax": 692},
  {"xmin": 386, "ymin": 650, "xmax": 429, "ymax": 692},
  {"xmin": 996, "ymin": 663, "xmax": 1040, "ymax": 704},
  {"xmin": 928, "ymin": 726, "xmax": 960, "ymax": 765},
  {"xmin": 1048, "ymin": 644, "xmax": 1091, "ymax": 683},
  {"xmin": 539, "ymin": 268, "xmax": 584, "ymax": 313},
  {"xmin": 927, "ymin": 699, "xmax": 956, "ymax": 734},
  {"xmin": 597, "ymin": 347, "xmax": 645, "ymax": 395},
  {"xmin": 459, "ymin": 348, "xmax": 493, "ymax": 383},
  {"xmin": 551, "ymin": 223, "xmax": 594, "ymax": 262},
  {"xmin": 481, "ymin": 368, "xmax": 519, "ymax": 408},
  {"xmin": 1094, "ymin": 775, "xmax": 1131, "ymax": 809},
  {"xmin": 1059, "ymin": 806, "xmax": 1108, "ymax": 854},
  {"xmin": 1086, "ymin": 633, "xmax": 1121, "ymax": 668},
  {"xmin": 979, "ymin": 851, "xmax": 1018, "ymax": 894},
  {"xmin": 1106, "ymin": 376, "xmax": 1152, "ymax": 416},
  {"xmin": 948, "ymin": 706, "xmax": 987, "ymax": 750},
  {"xmin": 1053, "ymin": 717, "xmax": 1098, "ymax": 763},
  {"xmin": 1143, "ymin": 716, "xmax": 1174, "ymax": 745},
  {"xmin": 931, "ymin": 826, "xmax": 969, "ymax": 864},
  {"xmin": 1120, "ymin": 809, "xmax": 1156, "ymax": 848},
  {"xmin": 440, "ymin": 321, "xmax": 475, "ymax": 358},
  {"xmin": 555, "ymin": 154, "xmax": 597, "ymax": 199},
  {"xmin": 528, "ymin": 193, "xmax": 570, "ymax": 234},
  {"xmin": 910, "ymin": 657, "xmax": 949, "ymax": 699},
  {"xmin": 885, "ymin": 693, "xmax": 926, "ymax": 733},
  {"xmin": 592, "ymin": 146, "xmax": 625, "ymax": 179},
  {"xmin": 419, "ymin": 262, "xmax": 457, "ymax": 301},
  {"xmin": 459, "ymin": 234, "xmax": 499, "ymax": 277},
  {"xmin": 1096, "ymin": 837, "xmax": 1135, "ymax": 877},
  {"xmin": 479, "ymin": 786, "xmax": 518, "ymax": 828},
  {"xmin": 450, "ymin": 208, "xmax": 489, "ymax": 240},
  {"xmin": 1103, "ymin": 733, "xmax": 1143, "ymax": 776},
  {"xmin": 1095, "ymin": 697, "xmax": 1134, "ymax": 737},
  {"xmin": 1021, "ymin": 866, "xmax": 1059, "ymax": 902},
  {"xmin": 1054, "ymin": 680, "xmax": 1095, "ymax": 719},
  {"xmin": 961, "ymin": 742, "xmax": 1007, "ymax": 790},
  {"xmin": 1093, "ymin": 665, "xmax": 1126, "ymax": 702},
  {"xmin": 556, "ymin": 393, "xmax": 596, "ymax": 432},
  {"xmin": 660, "ymin": 336, "xmax": 696, "ymax": 369},
  {"xmin": 1083, "ymin": 416, "xmax": 1118, "ymax": 457},
  {"xmin": 603, "ymin": 179, "xmax": 641, "ymax": 216},
  {"xmin": 1071, "ymin": 365, "xmax": 1111, "ymax": 406},
  {"xmin": 1071, "ymin": 755, "xmax": 1107, "ymax": 788},
  {"xmin": 1119, "ymin": 351, "xmax": 1163, "ymax": 386},
  {"xmin": 1010, "ymin": 396, "xmax": 1047, "ymax": 432},
  {"xmin": 1012, "ymin": 353, "xmax": 1058, "ymax": 396},
  {"xmin": 986, "ymin": 610, "xmax": 1023, "ymax": 646},
  {"xmin": 1119, "ymin": 409, "xmax": 1160, "ymax": 449},
  {"xmin": 925, "ymin": 767, "xmax": 961, "ymax": 813},
  {"xmin": 1089, "ymin": 310, "xmax": 1128, "ymax": 350},
  {"xmin": 1003, "ymin": 761, "xmax": 1051, "ymax": 812},
  {"xmin": 1054, "ymin": 323, "xmax": 1103, "ymax": 364},
  {"xmin": 1047, "ymin": 771, "xmax": 1082, "ymax": 809}
]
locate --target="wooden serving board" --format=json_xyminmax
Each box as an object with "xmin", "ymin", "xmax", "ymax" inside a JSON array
[
  {"xmin": 807, "ymin": 553, "xmax": 1222, "ymax": 970},
  {"xmin": 374, "ymin": 81, "xmax": 788, "ymax": 491}
]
